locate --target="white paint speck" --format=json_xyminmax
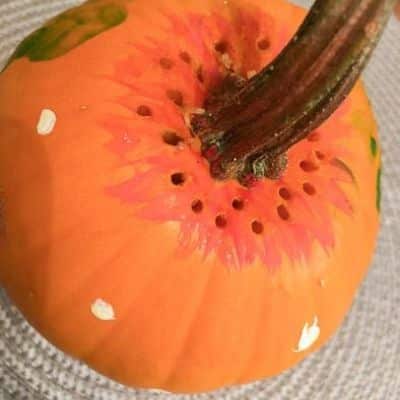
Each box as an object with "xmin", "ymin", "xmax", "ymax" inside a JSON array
[
  {"xmin": 37, "ymin": 109, "xmax": 57, "ymax": 135},
  {"xmin": 91, "ymin": 299, "xmax": 116, "ymax": 321},
  {"xmin": 294, "ymin": 316, "xmax": 320, "ymax": 352}
]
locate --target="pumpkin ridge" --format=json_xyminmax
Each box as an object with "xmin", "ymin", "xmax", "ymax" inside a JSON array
[{"xmin": 160, "ymin": 260, "xmax": 219, "ymax": 390}]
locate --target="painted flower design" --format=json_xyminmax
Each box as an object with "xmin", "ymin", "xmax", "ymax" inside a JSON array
[{"xmin": 104, "ymin": 5, "xmax": 356, "ymax": 268}]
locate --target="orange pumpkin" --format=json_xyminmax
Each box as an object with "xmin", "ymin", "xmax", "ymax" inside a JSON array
[{"xmin": 0, "ymin": 0, "xmax": 381, "ymax": 394}]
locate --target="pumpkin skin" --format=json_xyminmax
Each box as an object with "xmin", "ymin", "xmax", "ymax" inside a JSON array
[{"xmin": 0, "ymin": 0, "xmax": 381, "ymax": 394}]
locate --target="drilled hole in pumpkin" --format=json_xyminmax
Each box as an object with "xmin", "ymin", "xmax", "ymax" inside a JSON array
[
  {"xmin": 277, "ymin": 204, "xmax": 290, "ymax": 221},
  {"xmin": 136, "ymin": 105, "xmax": 152, "ymax": 117},
  {"xmin": 279, "ymin": 187, "xmax": 291, "ymax": 200},
  {"xmin": 252, "ymin": 220, "xmax": 264, "ymax": 234},
  {"xmin": 163, "ymin": 132, "xmax": 183, "ymax": 146},
  {"xmin": 215, "ymin": 40, "xmax": 229, "ymax": 53},
  {"xmin": 303, "ymin": 182, "xmax": 316, "ymax": 196},
  {"xmin": 300, "ymin": 160, "xmax": 319, "ymax": 172},
  {"xmin": 166, "ymin": 90, "xmax": 183, "ymax": 107},
  {"xmin": 160, "ymin": 57, "xmax": 174, "ymax": 70},
  {"xmin": 171, "ymin": 172, "xmax": 186, "ymax": 186},
  {"xmin": 315, "ymin": 150, "xmax": 325, "ymax": 160},
  {"xmin": 257, "ymin": 38, "xmax": 270, "ymax": 50},
  {"xmin": 191, "ymin": 199, "xmax": 203, "ymax": 213},
  {"xmin": 215, "ymin": 215, "xmax": 227, "ymax": 229},
  {"xmin": 308, "ymin": 131, "xmax": 320, "ymax": 142},
  {"xmin": 179, "ymin": 51, "xmax": 191, "ymax": 64},
  {"xmin": 232, "ymin": 198, "xmax": 244, "ymax": 210},
  {"xmin": 197, "ymin": 67, "xmax": 204, "ymax": 83}
]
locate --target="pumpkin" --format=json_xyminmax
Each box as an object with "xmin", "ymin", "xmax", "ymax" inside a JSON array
[{"xmin": 0, "ymin": 0, "xmax": 382, "ymax": 394}]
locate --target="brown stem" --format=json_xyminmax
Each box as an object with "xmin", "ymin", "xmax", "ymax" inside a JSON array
[{"xmin": 191, "ymin": 0, "xmax": 396, "ymax": 184}]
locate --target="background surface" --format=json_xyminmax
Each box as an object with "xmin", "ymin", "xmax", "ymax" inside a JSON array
[{"xmin": 1, "ymin": 1, "xmax": 399, "ymax": 399}]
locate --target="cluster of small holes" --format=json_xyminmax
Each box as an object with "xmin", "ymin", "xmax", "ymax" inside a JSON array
[
  {"xmin": 163, "ymin": 131, "xmax": 183, "ymax": 146},
  {"xmin": 155, "ymin": 38, "xmax": 301, "ymax": 233},
  {"xmin": 136, "ymin": 105, "xmax": 152, "ymax": 116},
  {"xmin": 171, "ymin": 173, "xmax": 186, "ymax": 186},
  {"xmin": 132, "ymin": 32, "xmax": 308, "ymax": 246},
  {"xmin": 190, "ymin": 193, "xmax": 293, "ymax": 233},
  {"xmin": 189, "ymin": 189, "xmax": 295, "ymax": 232},
  {"xmin": 166, "ymin": 89, "xmax": 183, "ymax": 107}
]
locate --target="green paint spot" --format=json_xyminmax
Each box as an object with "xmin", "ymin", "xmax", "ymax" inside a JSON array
[
  {"xmin": 4, "ymin": 0, "xmax": 128, "ymax": 69},
  {"xmin": 370, "ymin": 136, "xmax": 378, "ymax": 157},
  {"xmin": 99, "ymin": 4, "xmax": 126, "ymax": 25},
  {"xmin": 376, "ymin": 168, "xmax": 382, "ymax": 211}
]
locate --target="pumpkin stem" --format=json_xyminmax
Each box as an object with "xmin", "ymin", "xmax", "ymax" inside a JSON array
[{"xmin": 191, "ymin": 0, "xmax": 396, "ymax": 185}]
